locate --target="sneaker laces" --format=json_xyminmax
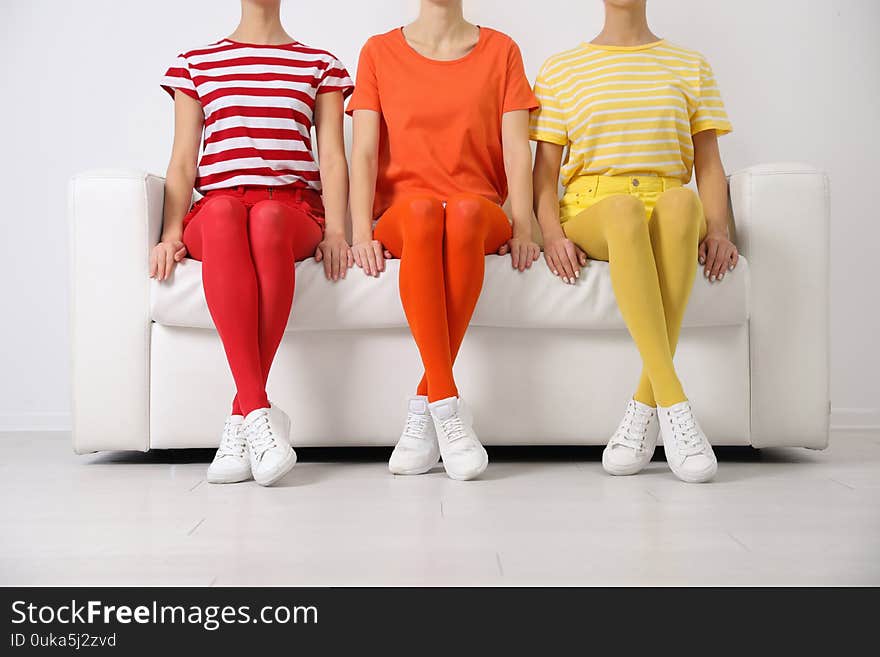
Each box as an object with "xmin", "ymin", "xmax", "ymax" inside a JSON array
[
  {"xmin": 438, "ymin": 413, "xmax": 469, "ymax": 444},
  {"xmin": 216, "ymin": 421, "xmax": 245, "ymax": 458},
  {"xmin": 247, "ymin": 411, "xmax": 277, "ymax": 461},
  {"xmin": 402, "ymin": 412, "xmax": 429, "ymax": 440},
  {"xmin": 611, "ymin": 404, "xmax": 653, "ymax": 452},
  {"xmin": 670, "ymin": 404, "xmax": 706, "ymax": 456}
]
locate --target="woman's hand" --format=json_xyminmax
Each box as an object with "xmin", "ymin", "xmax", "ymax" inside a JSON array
[
  {"xmin": 543, "ymin": 235, "xmax": 588, "ymax": 284},
  {"xmin": 693, "ymin": 130, "xmax": 737, "ymax": 283},
  {"xmin": 498, "ymin": 234, "xmax": 541, "ymax": 272},
  {"xmin": 698, "ymin": 230, "xmax": 739, "ymax": 282},
  {"xmin": 315, "ymin": 231, "xmax": 353, "ymax": 281},
  {"xmin": 149, "ymin": 240, "xmax": 187, "ymax": 281},
  {"xmin": 352, "ymin": 239, "xmax": 391, "ymax": 278}
]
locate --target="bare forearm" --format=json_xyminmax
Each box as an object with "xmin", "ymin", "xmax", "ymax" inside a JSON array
[
  {"xmin": 319, "ymin": 155, "xmax": 349, "ymax": 237},
  {"xmin": 531, "ymin": 141, "xmax": 566, "ymax": 242},
  {"xmin": 500, "ymin": 110, "xmax": 535, "ymax": 239},
  {"xmin": 504, "ymin": 146, "xmax": 534, "ymax": 238},
  {"xmin": 535, "ymin": 186, "xmax": 564, "ymax": 241},
  {"xmin": 533, "ymin": 165, "xmax": 565, "ymax": 242},
  {"xmin": 532, "ymin": 141, "xmax": 586, "ymax": 281},
  {"xmin": 697, "ymin": 162, "xmax": 729, "ymax": 235},
  {"xmin": 692, "ymin": 130, "xmax": 730, "ymax": 236},
  {"xmin": 350, "ymin": 150, "xmax": 377, "ymax": 243},
  {"xmin": 162, "ymin": 162, "xmax": 196, "ymax": 242}
]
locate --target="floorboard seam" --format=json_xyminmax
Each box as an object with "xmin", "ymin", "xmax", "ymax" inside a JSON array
[
  {"xmin": 727, "ymin": 532, "xmax": 751, "ymax": 552},
  {"xmin": 187, "ymin": 517, "xmax": 206, "ymax": 536}
]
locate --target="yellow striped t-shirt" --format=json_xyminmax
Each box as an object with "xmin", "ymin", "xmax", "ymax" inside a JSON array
[{"xmin": 529, "ymin": 40, "xmax": 732, "ymax": 186}]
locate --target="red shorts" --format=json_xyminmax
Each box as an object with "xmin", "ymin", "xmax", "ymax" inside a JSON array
[{"xmin": 183, "ymin": 184, "xmax": 325, "ymax": 229}]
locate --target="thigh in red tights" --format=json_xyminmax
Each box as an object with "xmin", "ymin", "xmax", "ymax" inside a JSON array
[
  {"xmin": 374, "ymin": 193, "xmax": 511, "ymax": 401},
  {"xmin": 183, "ymin": 196, "xmax": 322, "ymax": 415}
]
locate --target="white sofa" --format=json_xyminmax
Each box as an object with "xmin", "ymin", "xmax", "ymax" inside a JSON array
[{"xmin": 68, "ymin": 163, "xmax": 829, "ymax": 453}]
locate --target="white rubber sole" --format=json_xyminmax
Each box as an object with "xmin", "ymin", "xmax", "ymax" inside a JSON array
[
  {"xmin": 602, "ymin": 445, "xmax": 656, "ymax": 476},
  {"xmin": 668, "ymin": 459, "xmax": 718, "ymax": 484},
  {"xmin": 206, "ymin": 469, "xmax": 252, "ymax": 484},
  {"xmin": 254, "ymin": 449, "xmax": 297, "ymax": 487},
  {"xmin": 442, "ymin": 450, "xmax": 489, "ymax": 481},
  {"xmin": 669, "ymin": 465, "xmax": 718, "ymax": 484},
  {"xmin": 388, "ymin": 454, "xmax": 440, "ymax": 476}
]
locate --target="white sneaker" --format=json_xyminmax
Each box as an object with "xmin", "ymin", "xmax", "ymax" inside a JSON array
[
  {"xmin": 389, "ymin": 396, "xmax": 441, "ymax": 475},
  {"xmin": 658, "ymin": 401, "xmax": 718, "ymax": 483},
  {"xmin": 207, "ymin": 415, "xmax": 251, "ymax": 484},
  {"xmin": 243, "ymin": 405, "xmax": 297, "ymax": 486},
  {"xmin": 429, "ymin": 397, "xmax": 488, "ymax": 481},
  {"xmin": 602, "ymin": 399, "xmax": 658, "ymax": 476}
]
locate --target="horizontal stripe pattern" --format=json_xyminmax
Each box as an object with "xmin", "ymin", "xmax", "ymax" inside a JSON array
[
  {"xmin": 161, "ymin": 39, "xmax": 353, "ymax": 192},
  {"xmin": 529, "ymin": 40, "xmax": 731, "ymax": 186}
]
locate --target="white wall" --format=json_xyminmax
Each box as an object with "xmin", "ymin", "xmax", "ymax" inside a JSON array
[{"xmin": 0, "ymin": 0, "xmax": 876, "ymax": 430}]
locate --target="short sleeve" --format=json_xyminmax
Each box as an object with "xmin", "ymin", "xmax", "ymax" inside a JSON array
[
  {"xmin": 502, "ymin": 41, "xmax": 539, "ymax": 114},
  {"xmin": 345, "ymin": 39, "xmax": 381, "ymax": 115},
  {"xmin": 529, "ymin": 60, "xmax": 568, "ymax": 146},
  {"xmin": 318, "ymin": 54, "xmax": 355, "ymax": 99},
  {"xmin": 160, "ymin": 54, "xmax": 199, "ymax": 101},
  {"xmin": 690, "ymin": 56, "xmax": 732, "ymax": 136}
]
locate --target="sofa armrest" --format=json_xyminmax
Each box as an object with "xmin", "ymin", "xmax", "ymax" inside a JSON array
[
  {"xmin": 69, "ymin": 170, "xmax": 165, "ymax": 453},
  {"xmin": 729, "ymin": 163, "xmax": 830, "ymax": 448}
]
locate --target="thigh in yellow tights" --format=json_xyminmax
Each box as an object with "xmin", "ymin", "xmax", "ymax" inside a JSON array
[{"xmin": 562, "ymin": 184, "xmax": 707, "ymax": 407}]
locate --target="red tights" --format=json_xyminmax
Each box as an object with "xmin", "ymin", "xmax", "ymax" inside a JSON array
[{"xmin": 183, "ymin": 193, "xmax": 322, "ymax": 415}]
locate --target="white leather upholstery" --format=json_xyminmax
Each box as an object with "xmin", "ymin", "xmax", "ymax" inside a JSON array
[
  {"xmin": 69, "ymin": 164, "xmax": 830, "ymax": 452},
  {"xmin": 150, "ymin": 254, "xmax": 750, "ymax": 332},
  {"xmin": 730, "ymin": 163, "xmax": 830, "ymax": 448},
  {"xmin": 69, "ymin": 171, "xmax": 164, "ymax": 453},
  {"xmin": 149, "ymin": 323, "xmax": 751, "ymax": 448}
]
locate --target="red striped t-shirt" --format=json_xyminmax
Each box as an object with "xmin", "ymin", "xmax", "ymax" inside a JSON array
[{"xmin": 161, "ymin": 39, "xmax": 353, "ymax": 193}]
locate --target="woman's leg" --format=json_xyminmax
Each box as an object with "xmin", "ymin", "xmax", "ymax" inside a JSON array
[
  {"xmin": 229, "ymin": 200, "xmax": 324, "ymax": 416},
  {"xmin": 563, "ymin": 194, "xmax": 686, "ymax": 407},
  {"xmin": 182, "ymin": 196, "xmax": 267, "ymax": 414},
  {"xmin": 412, "ymin": 194, "xmax": 511, "ymax": 396},
  {"xmin": 374, "ymin": 197, "xmax": 453, "ymax": 401},
  {"xmin": 633, "ymin": 188, "xmax": 708, "ymax": 406}
]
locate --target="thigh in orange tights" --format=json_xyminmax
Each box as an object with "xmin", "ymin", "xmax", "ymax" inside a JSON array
[{"xmin": 374, "ymin": 194, "xmax": 511, "ymax": 401}]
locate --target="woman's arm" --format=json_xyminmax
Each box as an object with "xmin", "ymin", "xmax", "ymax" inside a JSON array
[
  {"xmin": 500, "ymin": 110, "xmax": 540, "ymax": 272},
  {"xmin": 349, "ymin": 109, "xmax": 387, "ymax": 277},
  {"xmin": 151, "ymin": 91, "xmax": 203, "ymax": 281},
  {"xmin": 532, "ymin": 140, "xmax": 587, "ymax": 284},
  {"xmin": 693, "ymin": 129, "xmax": 739, "ymax": 282},
  {"xmin": 313, "ymin": 91, "xmax": 352, "ymax": 281}
]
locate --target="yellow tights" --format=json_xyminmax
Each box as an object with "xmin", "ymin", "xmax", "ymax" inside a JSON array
[{"xmin": 562, "ymin": 187, "xmax": 707, "ymax": 407}]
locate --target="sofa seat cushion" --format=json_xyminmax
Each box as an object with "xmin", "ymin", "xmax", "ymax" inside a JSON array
[{"xmin": 150, "ymin": 254, "xmax": 749, "ymax": 331}]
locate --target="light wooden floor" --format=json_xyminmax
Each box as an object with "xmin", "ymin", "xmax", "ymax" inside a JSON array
[{"xmin": 1, "ymin": 431, "xmax": 878, "ymax": 586}]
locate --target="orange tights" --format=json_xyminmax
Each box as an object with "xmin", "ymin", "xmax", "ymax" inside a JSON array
[{"xmin": 374, "ymin": 194, "xmax": 512, "ymax": 402}]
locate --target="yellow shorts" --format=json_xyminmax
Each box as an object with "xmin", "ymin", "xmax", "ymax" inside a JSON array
[{"xmin": 559, "ymin": 174, "xmax": 684, "ymax": 223}]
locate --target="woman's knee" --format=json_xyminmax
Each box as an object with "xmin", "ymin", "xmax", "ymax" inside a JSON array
[
  {"xmin": 604, "ymin": 193, "xmax": 646, "ymax": 218},
  {"xmin": 249, "ymin": 201, "xmax": 293, "ymax": 251},
  {"xmin": 603, "ymin": 195, "xmax": 649, "ymax": 243},
  {"xmin": 444, "ymin": 195, "xmax": 487, "ymax": 246},
  {"xmin": 197, "ymin": 196, "xmax": 248, "ymax": 241},
  {"xmin": 651, "ymin": 188, "xmax": 704, "ymax": 239},
  {"xmin": 400, "ymin": 197, "xmax": 444, "ymax": 247}
]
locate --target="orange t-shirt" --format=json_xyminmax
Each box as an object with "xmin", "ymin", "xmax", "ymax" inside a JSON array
[{"xmin": 346, "ymin": 27, "xmax": 539, "ymax": 218}]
